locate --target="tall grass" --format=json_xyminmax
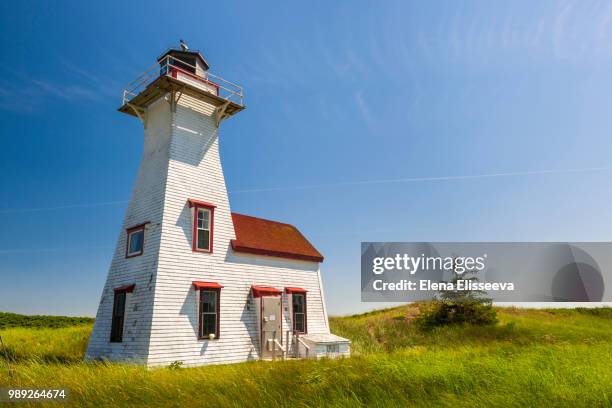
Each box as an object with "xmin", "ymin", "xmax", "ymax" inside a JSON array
[
  {"xmin": 331, "ymin": 305, "xmax": 612, "ymax": 355},
  {"xmin": 1, "ymin": 325, "xmax": 90, "ymax": 363},
  {"xmin": 1, "ymin": 307, "xmax": 611, "ymax": 407}
]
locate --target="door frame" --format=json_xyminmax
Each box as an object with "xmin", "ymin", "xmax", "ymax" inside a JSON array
[{"xmin": 259, "ymin": 294, "xmax": 283, "ymax": 359}]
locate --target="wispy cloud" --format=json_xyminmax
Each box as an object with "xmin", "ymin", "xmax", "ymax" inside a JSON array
[
  {"xmin": 354, "ymin": 90, "xmax": 373, "ymax": 127},
  {"xmin": 405, "ymin": 1, "xmax": 612, "ymax": 65},
  {"xmin": 1, "ymin": 165, "xmax": 612, "ymax": 213},
  {"xmin": 0, "ymin": 200, "xmax": 128, "ymax": 215},
  {"xmin": 0, "ymin": 58, "xmax": 120, "ymax": 114},
  {"xmin": 552, "ymin": 2, "xmax": 574, "ymax": 58},
  {"xmin": 0, "ymin": 245, "xmax": 113, "ymax": 254},
  {"xmin": 230, "ymin": 165, "xmax": 612, "ymax": 194},
  {"xmin": 599, "ymin": 2, "xmax": 612, "ymax": 38}
]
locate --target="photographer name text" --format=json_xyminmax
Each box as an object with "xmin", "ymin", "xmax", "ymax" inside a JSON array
[{"xmin": 372, "ymin": 279, "xmax": 515, "ymax": 291}]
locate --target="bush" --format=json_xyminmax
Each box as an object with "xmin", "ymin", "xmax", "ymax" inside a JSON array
[
  {"xmin": 0, "ymin": 312, "xmax": 94, "ymax": 329},
  {"xmin": 415, "ymin": 267, "xmax": 498, "ymax": 328},
  {"xmin": 416, "ymin": 301, "xmax": 498, "ymax": 328}
]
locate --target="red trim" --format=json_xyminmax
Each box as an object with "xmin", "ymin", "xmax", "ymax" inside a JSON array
[
  {"xmin": 167, "ymin": 66, "xmax": 220, "ymax": 96},
  {"xmin": 285, "ymin": 287, "xmax": 307, "ymax": 294},
  {"xmin": 188, "ymin": 199, "xmax": 217, "ymax": 208},
  {"xmin": 196, "ymin": 286, "xmax": 221, "ymax": 340},
  {"xmin": 231, "ymin": 241, "xmax": 323, "ymax": 263},
  {"xmin": 251, "ymin": 285, "xmax": 281, "ymax": 298},
  {"xmin": 189, "ymin": 200, "xmax": 215, "ymax": 254},
  {"xmin": 114, "ymin": 284, "xmax": 135, "ymax": 294},
  {"xmin": 291, "ymin": 292, "xmax": 307, "ymax": 334},
  {"xmin": 125, "ymin": 222, "xmax": 149, "ymax": 259},
  {"xmin": 259, "ymin": 294, "xmax": 263, "ymax": 353},
  {"xmin": 192, "ymin": 281, "xmax": 224, "ymax": 289}
]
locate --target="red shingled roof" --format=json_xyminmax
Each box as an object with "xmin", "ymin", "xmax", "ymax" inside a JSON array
[{"xmin": 231, "ymin": 213, "xmax": 324, "ymax": 263}]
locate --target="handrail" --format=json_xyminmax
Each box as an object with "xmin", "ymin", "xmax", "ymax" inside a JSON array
[
  {"xmin": 296, "ymin": 335, "xmax": 310, "ymax": 358},
  {"xmin": 121, "ymin": 55, "xmax": 244, "ymax": 107},
  {"xmin": 273, "ymin": 339, "xmax": 286, "ymax": 353}
]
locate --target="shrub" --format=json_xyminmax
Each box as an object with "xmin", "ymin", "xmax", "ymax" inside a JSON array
[
  {"xmin": 416, "ymin": 267, "xmax": 498, "ymax": 328},
  {"xmin": 0, "ymin": 312, "xmax": 94, "ymax": 329},
  {"xmin": 416, "ymin": 300, "xmax": 498, "ymax": 328}
]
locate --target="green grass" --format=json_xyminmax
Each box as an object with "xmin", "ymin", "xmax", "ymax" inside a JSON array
[
  {"xmin": 0, "ymin": 326, "xmax": 90, "ymax": 363},
  {"xmin": 1, "ymin": 306, "xmax": 611, "ymax": 407}
]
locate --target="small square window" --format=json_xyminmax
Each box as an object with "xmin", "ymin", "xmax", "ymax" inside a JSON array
[{"xmin": 126, "ymin": 224, "xmax": 146, "ymax": 258}]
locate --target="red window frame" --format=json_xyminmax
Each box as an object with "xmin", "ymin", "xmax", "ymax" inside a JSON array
[
  {"xmin": 188, "ymin": 199, "xmax": 215, "ymax": 253},
  {"xmin": 286, "ymin": 288, "xmax": 308, "ymax": 334},
  {"xmin": 125, "ymin": 223, "xmax": 148, "ymax": 258},
  {"xmin": 193, "ymin": 282, "xmax": 223, "ymax": 340}
]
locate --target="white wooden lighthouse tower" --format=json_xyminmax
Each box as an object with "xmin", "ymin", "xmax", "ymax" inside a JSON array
[{"xmin": 86, "ymin": 43, "xmax": 349, "ymax": 367}]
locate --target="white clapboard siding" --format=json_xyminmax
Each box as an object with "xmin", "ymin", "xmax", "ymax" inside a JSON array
[
  {"xmin": 85, "ymin": 98, "xmax": 172, "ymax": 364},
  {"xmin": 87, "ymin": 91, "xmax": 335, "ymax": 368}
]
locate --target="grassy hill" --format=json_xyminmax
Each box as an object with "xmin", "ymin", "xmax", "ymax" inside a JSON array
[{"xmin": 1, "ymin": 305, "xmax": 611, "ymax": 407}]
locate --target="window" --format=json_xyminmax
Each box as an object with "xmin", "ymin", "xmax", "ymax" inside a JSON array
[
  {"xmin": 110, "ymin": 292, "xmax": 126, "ymax": 342},
  {"xmin": 171, "ymin": 55, "xmax": 197, "ymax": 74},
  {"xmin": 189, "ymin": 200, "xmax": 215, "ymax": 253},
  {"xmin": 199, "ymin": 289, "xmax": 220, "ymax": 339},
  {"xmin": 196, "ymin": 208, "xmax": 211, "ymax": 251},
  {"xmin": 126, "ymin": 223, "xmax": 147, "ymax": 258},
  {"xmin": 326, "ymin": 344, "xmax": 340, "ymax": 354},
  {"xmin": 292, "ymin": 293, "xmax": 307, "ymax": 334},
  {"xmin": 193, "ymin": 281, "xmax": 223, "ymax": 340}
]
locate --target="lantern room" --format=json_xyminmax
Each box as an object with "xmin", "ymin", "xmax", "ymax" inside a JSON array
[
  {"xmin": 118, "ymin": 41, "xmax": 244, "ymax": 124},
  {"xmin": 158, "ymin": 48, "xmax": 210, "ymax": 76}
]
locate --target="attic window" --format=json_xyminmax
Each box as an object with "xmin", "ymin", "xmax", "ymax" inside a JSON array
[
  {"xmin": 126, "ymin": 223, "xmax": 147, "ymax": 258},
  {"xmin": 188, "ymin": 200, "xmax": 215, "ymax": 253}
]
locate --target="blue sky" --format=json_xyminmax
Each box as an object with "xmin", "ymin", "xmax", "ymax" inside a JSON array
[{"xmin": 2, "ymin": 1, "xmax": 612, "ymax": 316}]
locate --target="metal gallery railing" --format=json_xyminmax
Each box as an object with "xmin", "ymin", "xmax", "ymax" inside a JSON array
[{"xmin": 121, "ymin": 55, "xmax": 244, "ymax": 107}]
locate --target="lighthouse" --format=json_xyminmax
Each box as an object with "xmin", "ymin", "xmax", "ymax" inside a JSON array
[{"xmin": 85, "ymin": 43, "xmax": 350, "ymax": 367}]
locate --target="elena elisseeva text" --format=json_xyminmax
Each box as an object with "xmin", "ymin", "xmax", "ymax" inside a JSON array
[{"xmin": 372, "ymin": 279, "xmax": 514, "ymax": 291}]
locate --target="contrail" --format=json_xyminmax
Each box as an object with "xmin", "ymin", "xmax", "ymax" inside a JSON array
[
  {"xmin": 1, "ymin": 165, "xmax": 612, "ymax": 214},
  {"xmin": 0, "ymin": 200, "xmax": 129, "ymax": 215},
  {"xmin": 0, "ymin": 245, "xmax": 114, "ymax": 254},
  {"xmin": 229, "ymin": 165, "xmax": 612, "ymax": 193}
]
